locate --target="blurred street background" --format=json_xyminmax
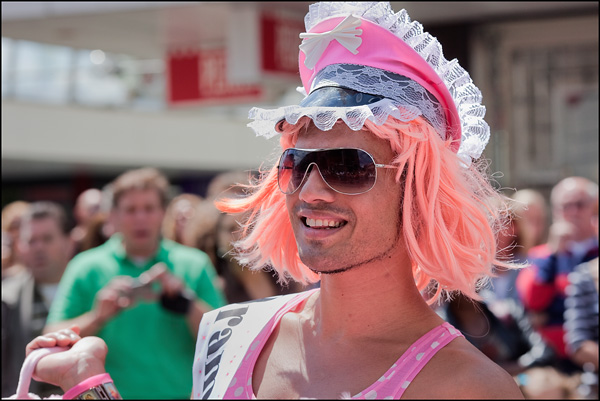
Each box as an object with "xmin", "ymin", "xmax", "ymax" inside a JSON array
[{"xmin": 2, "ymin": 1, "xmax": 598, "ymax": 213}]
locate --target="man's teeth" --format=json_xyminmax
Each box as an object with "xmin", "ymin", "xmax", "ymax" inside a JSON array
[{"xmin": 305, "ymin": 218, "xmax": 343, "ymax": 228}]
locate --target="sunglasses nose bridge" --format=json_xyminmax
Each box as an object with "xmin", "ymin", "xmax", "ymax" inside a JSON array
[
  {"xmin": 302, "ymin": 161, "xmax": 327, "ymax": 189},
  {"xmin": 304, "ymin": 162, "xmax": 352, "ymax": 196}
]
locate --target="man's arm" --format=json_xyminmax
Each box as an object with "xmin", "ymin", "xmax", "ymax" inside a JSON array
[
  {"xmin": 44, "ymin": 312, "xmax": 104, "ymax": 338},
  {"xmin": 564, "ymin": 263, "xmax": 599, "ymax": 370},
  {"xmin": 26, "ymin": 327, "xmax": 108, "ymax": 392},
  {"xmin": 185, "ymin": 299, "xmax": 213, "ymax": 338},
  {"xmin": 571, "ymin": 340, "xmax": 599, "ymax": 370},
  {"xmin": 148, "ymin": 262, "xmax": 226, "ymax": 338},
  {"xmin": 44, "ymin": 276, "xmax": 136, "ymax": 337},
  {"xmin": 185, "ymin": 258, "xmax": 228, "ymax": 337}
]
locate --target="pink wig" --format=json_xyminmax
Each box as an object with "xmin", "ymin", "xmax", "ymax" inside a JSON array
[{"xmin": 216, "ymin": 116, "xmax": 515, "ymax": 304}]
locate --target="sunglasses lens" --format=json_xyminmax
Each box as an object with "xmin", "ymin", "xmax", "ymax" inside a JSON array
[
  {"xmin": 278, "ymin": 150, "xmax": 306, "ymax": 194},
  {"xmin": 277, "ymin": 149, "xmax": 377, "ymax": 195},
  {"xmin": 321, "ymin": 149, "xmax": 377, "ymax": 194}
]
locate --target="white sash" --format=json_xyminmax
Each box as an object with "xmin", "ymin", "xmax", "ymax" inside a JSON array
[{"xmin": 191, "ymin": 292, "xmax": 311, "ymax": 399}]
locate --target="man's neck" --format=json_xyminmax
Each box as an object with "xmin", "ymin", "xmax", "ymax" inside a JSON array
[
  {"xmin": 30, "ymin": 265, "xmax": 66, "ymax": 284},
  {"xmin": 569, "ymin": 236, "xmax": 598, "ymax": 259},
  {"xmin": 36, "ymin": 277, "xmax": 62, "ymax": 285},
  {"xmin": 305, "ymin": 255, "xmax": 443, "ymax": 343},
  {"xmin": 123, "ymin": 241, "xmax": 160, "ymax": 261}
]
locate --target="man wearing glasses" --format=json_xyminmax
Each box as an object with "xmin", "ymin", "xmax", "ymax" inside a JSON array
[{"xmin": 22, "ymin": 2, "xmax": 524, "ymax": 399}]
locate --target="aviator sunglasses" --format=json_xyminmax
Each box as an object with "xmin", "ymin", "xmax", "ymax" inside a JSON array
[{"xmin": 277, "ymin": 148, "xmax": 397, "ymax": 195}]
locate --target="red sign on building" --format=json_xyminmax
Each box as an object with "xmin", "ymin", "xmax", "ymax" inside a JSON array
[
  {"xmin": 167, "ymin": 12, "xmax": 303, "ymax": 105},
  {"xmin": 167, "ymin": 48, "xmax": 262, "ymax": 105},
  {"xmin": 261, "ymin": 13, "xmax": 304, "ymax": 76}
]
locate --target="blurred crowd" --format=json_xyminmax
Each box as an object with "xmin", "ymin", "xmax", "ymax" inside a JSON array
[
  {"xmin": 1, "ymin": 168, "xmax": 597, "ymax": 399},
  {"xmin": 1, "ymin": 167, "xmax": 305, "ymax": 399},
  {"xmin": 435, "ymin": 177, "xmax": 599, "ymax": 399}
]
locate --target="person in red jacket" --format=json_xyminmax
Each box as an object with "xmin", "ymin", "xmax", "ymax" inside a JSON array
[{"xmin": 517, "ymin": 176, "xmax": 598, "ymax": 372}]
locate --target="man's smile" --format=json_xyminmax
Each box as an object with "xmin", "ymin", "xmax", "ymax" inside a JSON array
[{"xmin": 302, "ymin": 217, "xmax": 346, "ymax": 229}]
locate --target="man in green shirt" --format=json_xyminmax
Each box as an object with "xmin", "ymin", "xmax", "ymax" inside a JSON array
[{"xmin": 44, "ymin": 167, "xmax": 226, "ymax": 399}]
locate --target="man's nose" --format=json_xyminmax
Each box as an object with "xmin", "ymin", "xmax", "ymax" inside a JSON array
[
  {"xmin": 298, "ymin": 164, "xmax": 335, "ymax": 203},
  {"xmin": 133, "ymin": 209, "xmax": 150, "ymax": 218}
]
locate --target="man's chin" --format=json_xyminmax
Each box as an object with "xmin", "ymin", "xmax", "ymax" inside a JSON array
[
  {"xmin": 299, "ymin": 253, "xmax": 351, "ymax": 275},
  {"xmin": 28, "ymin": 267, "xmax": 53, "ymax": 282},
  {"xmin": 28, "ymin": 261, "xmax": 47, "ymax": 270}
]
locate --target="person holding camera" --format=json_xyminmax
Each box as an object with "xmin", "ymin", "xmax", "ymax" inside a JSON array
[{"xmin": 43, "ymin": 167, "xmax": 226, "ymax": 399}]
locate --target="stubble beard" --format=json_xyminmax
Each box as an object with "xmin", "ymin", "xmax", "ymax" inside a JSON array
[{"xmin": 305, "ymin": 215, "xmax": 403, "ymax": 276}]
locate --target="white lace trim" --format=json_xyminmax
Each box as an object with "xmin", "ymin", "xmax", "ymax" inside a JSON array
[
  {"xmin": 248, "ymin": 2, "xmax": 490, "ymax": 165},
  {"xmin": 311, "ymin": 64, "xmax": 447, "ymax": 137},
  {"xmin": 248, "ymin": 97, "xmax": 422, "ymax": 136}
]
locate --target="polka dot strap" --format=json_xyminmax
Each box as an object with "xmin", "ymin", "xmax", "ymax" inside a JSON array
[{"xmin": 391, "ymin": 322, "xmax": 463, "ymax": 398}]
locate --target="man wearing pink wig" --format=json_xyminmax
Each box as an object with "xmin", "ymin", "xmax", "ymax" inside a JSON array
[{"xmin": 21, "ymin": 2, "xmax": 524, "ymax": 399}]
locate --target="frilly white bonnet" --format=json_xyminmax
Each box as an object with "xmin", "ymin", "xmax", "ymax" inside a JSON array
[{"xmin": 247, "ymin": 2, "xmax": 490, "ymax": 165}]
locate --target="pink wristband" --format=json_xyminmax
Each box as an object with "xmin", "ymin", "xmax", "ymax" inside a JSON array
[{"xmin": 63, "ymin": 373, "xmax": 121, "ymax": 400}]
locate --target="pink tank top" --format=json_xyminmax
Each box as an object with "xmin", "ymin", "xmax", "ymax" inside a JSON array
[{"xmin": 222, "ymin": 290, "xmax": 463, "ymax": 399}]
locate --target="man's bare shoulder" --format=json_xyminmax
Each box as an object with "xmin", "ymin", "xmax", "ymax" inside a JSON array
[{"xmin": 403, "ymin": 336, "xmax": 524, "ymax": 399}]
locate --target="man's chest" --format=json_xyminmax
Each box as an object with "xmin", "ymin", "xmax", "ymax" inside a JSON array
[{"xmin": 251, "ymin": 325, "xmax": 409, "ymax": 399}]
